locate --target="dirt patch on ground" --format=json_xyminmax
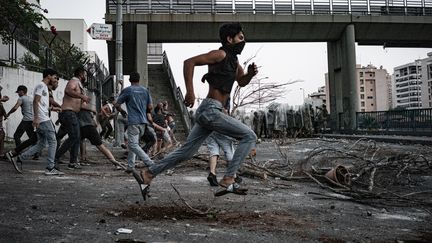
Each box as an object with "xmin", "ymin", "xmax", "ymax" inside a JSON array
[{"xmin": 116, "ymin": 204, "xmax": 310, "ymax": 231}]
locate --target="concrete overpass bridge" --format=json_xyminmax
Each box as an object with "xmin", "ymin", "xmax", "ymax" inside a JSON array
[{"xmin": 105, "ymin": 0, "xmax": 432, "ymax": 130}]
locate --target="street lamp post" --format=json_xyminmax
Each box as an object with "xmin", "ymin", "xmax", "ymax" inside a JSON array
[
  {"xmin": 45, "ymin": 26, "xmax": 58, "ymax": 68},
  {"xmin": 257, "ymin": 76, "xmax": 269, "ymax": 109},
  {"xmin": 300, "ymin": 87, "xmax": 306, "ymax": 104},
  {"xmin": 258, "ymin": 78, "xmax": 261, "ymax": 109}
]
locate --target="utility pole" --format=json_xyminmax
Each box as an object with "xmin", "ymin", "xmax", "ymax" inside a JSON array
[
  {"xmin": 114, "ymin": 1, "xmax": 123, "ymax": 147},
  {"xmin": 115, "ymin": 1, "xmax": 123, "ymax": 96}
]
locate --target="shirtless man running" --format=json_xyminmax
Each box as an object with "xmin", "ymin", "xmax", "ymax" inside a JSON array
[{"xmin": 55, "ymin": 67, "xmax": 90, "ymax": 169}]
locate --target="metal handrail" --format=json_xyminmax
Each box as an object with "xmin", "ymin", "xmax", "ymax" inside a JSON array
[
  {"xmin": 107, "ymin": 0, "xmax": 432, "ymax": 16},
  {"xmin": 162, "ymin": 51, "xmax": 192, "ymax": 134}
]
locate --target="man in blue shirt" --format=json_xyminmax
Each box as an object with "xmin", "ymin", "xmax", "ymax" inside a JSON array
[{"xmin": 114, "ymin": 72, "xmax": 154, "ymax": 172}]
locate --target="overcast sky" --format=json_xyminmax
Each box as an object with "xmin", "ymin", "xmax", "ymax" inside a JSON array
[{"xmin": 40, "ymin": 0, "xmax": 432, "ymax": 106}]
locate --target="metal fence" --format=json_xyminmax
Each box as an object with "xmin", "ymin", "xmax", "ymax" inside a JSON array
[
  {"xmin": 107, "ymin": 0, "xmax": 432, "ymax": 16},
  {"xmin": 356, "ymin": 108, "xmax": 432, "ymax": 133}
]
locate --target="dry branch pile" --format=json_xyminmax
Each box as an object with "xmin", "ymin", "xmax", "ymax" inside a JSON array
[{"xmin": 241, "ymin": 138, "xmax": 432, "ymax": 208}]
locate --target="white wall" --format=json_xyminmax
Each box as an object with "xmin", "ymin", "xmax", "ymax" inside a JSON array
[
  {"xmin": 42, "ymin": 18, "xmax": 88, "ymax": 51},
  {"xmin": 0, "ymin": 66, "xmax": 66, "ymax": 139}
]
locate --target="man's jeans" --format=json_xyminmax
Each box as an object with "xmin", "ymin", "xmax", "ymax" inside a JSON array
[
  {"xmin": 19, "ymin": 121, "xmax": 57, "ymax": 169},
  {"xmin": 14, "ymin": 121, "xmax": 38, "ymax": 154},
  {"xmin": 149, "ymin": 98, "xmax": 256, "ymax": 177},
  {"xmin": 207, "ymin": 132, "xmax": 234, "ymax": 162},
  {"xmin": 55, "ymin": 110, "xmax": 80, "ymax": 164},
  {"xmin": 142, "ymin": 125, "xmax": 156, "ymax": 153},
  {"xmin": 127, "ymin": 124, "xmax": 154, "ymax": 169},
  {"xmin": 14, "ymin": 120, "xmax": 34, "ymax": 147},
  {"xmin": 114, "ymin": 114, "xmax": 128, "ymax": 146}
]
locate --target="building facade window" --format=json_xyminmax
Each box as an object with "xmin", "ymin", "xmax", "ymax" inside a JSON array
[
  {"xmin": 360, "ymin": 87, "xmax": 364, "ymax": 92},
  {"xmin": 360, "ymin": 94, "xmax": 364, "ymax": 99},
  {"xmin": 428, "ymin": 64, "xmax": 432, "ymax": 79},
  {"xmin": 361, "ymin": 101, "xmax": 365, "ymax": 107}
]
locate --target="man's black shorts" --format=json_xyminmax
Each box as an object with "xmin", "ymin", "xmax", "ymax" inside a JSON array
[{"xmin": 80, "ymin": 126, "xmax": 102, "ymax": 146}]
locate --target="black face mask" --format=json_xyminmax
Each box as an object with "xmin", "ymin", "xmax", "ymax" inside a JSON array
[{"xmin": 231, "ymin": 41, "xmax": 246, "ymax": 55}]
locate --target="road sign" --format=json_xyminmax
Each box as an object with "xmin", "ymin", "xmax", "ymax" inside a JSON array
[{"xmin": 87, "ymin": 23, "xmax": 112, "ymax": 40}]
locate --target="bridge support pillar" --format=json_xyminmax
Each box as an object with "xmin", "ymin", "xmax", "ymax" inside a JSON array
[
  {"xmin": 327, "ymin": 24, "xmax": 358, "ymax": 131},
  {"xmin": 136, "ymin": 24, "xmax": 148, "ymax": 87}
]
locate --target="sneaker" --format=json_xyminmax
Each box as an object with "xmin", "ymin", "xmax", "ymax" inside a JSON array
[
  {"xmin": 207, "ymin": 173, "xmax": 219, "ymax": 187},
  {"xmin": 67, "ymin": 163, "xmax": 82, "ymax": 170},
  {"xmin": 121, "ymin": 144, "xmax": 127, "ymax": 149},
  {"xmin": 44, "ymin": 167, "xmax": 65, "ymax": 176},
  {"xmin": 6, "ymin": 151, "xmax": 22, "ymax": 174}
]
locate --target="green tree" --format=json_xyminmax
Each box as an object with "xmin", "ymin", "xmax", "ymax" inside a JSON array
[
  {"xmin": 50, "ymin": 39, "xmax": 89, "ymax": 79},
  {"xmin": 20, "ymin": 32, "xmax": 89, "ymax": 79},
  {"xmin": 0, "ymin": 0, "xmax": 47, "ymax": 44}
]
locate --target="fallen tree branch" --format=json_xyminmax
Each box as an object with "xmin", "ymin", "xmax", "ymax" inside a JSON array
[
  {"xmin": 239, "ymin": 166, "xmax": 268, "ymax": 180},
  {"xmin": 401, "ymin": 190, "xmax": 432, "ymax": 198},
  {"xmin": 170, "ymin": 183, "xmax": 212, "ymax": 215},
  {"xmin": 368, "ymin": 167, "xmax": 377, "ymax": 191},
  {"xmin": 244, "ymin": 161, "xmax": 307, "ymax": 181}
]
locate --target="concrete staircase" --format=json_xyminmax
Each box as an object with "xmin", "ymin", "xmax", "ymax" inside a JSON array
[{"xmin": 147, "ymin": 64, "xmax": 187, "ymax": 141}]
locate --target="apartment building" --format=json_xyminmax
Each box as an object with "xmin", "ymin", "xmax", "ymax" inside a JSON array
[
  {"xmin": 308, "ymin": 86, "xmax": 328, "ymax": 111},
  {"xmin": 357, "ymin": 64, "xmax": 392, "ymax": 112},
  {"xmin": 325, "ymin": 64, "xmax": 391, "ymax": 113},
  {"xmin": 392, "ymin": 61, "xmax": 422, "ymax": 109}
]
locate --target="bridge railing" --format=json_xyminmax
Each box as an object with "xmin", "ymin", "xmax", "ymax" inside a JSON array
[
  {"xmin": 107, "ymin": 0, "xmax": 432, "ymax": 16},
  {"xmin": 338, "ymin": 108, "xmax": 432, "ymax": 135},
  {"xmin": 356, "ymin": 108, "xmax": 432, "ymax": 132}
]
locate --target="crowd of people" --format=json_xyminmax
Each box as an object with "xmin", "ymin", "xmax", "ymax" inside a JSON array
[
  {"xmin": 0, "ymin": 67, "xmax": 178, "ymax": 176},
  {"xmin": 225, "ymin": 103, "xmax": 329, "ymax": 139},
  {"xmin": 1, "ymin": 22, "xmax": 260, "ymax": 200}
]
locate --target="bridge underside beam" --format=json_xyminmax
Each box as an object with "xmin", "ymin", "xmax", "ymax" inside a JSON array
[{"xmin": 106, "ymin": 14, "xmax": 432, "ymax": 75}]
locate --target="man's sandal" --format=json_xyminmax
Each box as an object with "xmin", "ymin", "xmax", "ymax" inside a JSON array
[
  {"xmin": 132, "ymin": 170, "xmax": 150, "ymax": 201},
  {"xmin": 214, "ymin": 183, "xmax": 248, "ymax": 197}
]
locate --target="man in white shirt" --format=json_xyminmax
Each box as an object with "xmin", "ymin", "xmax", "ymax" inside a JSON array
[{"xmin": 8, "ymin": 68, "xmax": 63, "ymax": 175}]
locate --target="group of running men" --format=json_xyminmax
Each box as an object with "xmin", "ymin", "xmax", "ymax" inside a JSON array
[{"xmin": 3, "ymin": 22, "xmax": 258, "ymax": 199}]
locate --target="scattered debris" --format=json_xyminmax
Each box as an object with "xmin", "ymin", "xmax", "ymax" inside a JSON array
[{"xmin": 115, "ymin": 228, "xmax": 133, "ymax": 235}]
